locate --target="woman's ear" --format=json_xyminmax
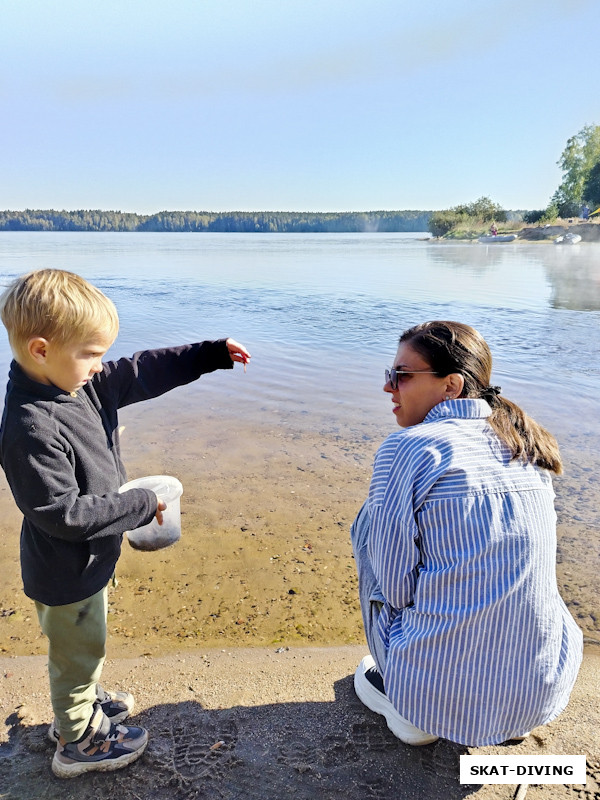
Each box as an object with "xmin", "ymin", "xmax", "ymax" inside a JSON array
[
  {"xmin": 444, "ymin": 372, "xmax": 464, "ymax": 399},
  {"xmin": 27, "ymin": 337, "xmax": 49, "ymax": 364}
]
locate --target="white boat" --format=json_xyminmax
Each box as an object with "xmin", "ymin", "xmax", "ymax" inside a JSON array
[
  {"xmin": 478, "ymin": 234, "xmax": 517, "ymax": 243},
  {"xmin": 554, "ymin": 232, "xmax": 582, "ymax": 245}
]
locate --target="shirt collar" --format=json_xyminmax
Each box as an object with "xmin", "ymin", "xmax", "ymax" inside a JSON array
[{"xmin": 424, "ymin": 398, "xmax": 492, "ymax": 422}]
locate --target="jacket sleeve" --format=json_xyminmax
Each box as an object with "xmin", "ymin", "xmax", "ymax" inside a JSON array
[
  {"xmin": 2, "ymin": 421, "xmax": 157, "ymax": 542},
  {"xmin": 94, "ymin": 340, "xmax": 233, "ymax": 409}
]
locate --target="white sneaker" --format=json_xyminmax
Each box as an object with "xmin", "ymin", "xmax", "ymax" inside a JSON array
[{"xmin": 354, "ymin": 655, "xmax": 439, "ymax": 746}]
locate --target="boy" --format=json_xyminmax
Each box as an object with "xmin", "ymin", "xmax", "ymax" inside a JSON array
[{"xmin": 0, "ymin": 269, "xmax": 250, "ymax": 778}]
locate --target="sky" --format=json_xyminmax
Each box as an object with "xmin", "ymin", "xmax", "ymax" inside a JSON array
[{"xmin": 1, "ymin": 0, "xmax": 599, "ymax": 213}]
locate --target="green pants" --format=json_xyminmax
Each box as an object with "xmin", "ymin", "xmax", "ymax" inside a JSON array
[{"xmin": 35, "ymin": 585, "xmax": 107, "ymax": 742}]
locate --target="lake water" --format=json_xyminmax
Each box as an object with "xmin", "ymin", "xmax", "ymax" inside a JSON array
[
  {"xmin": 0, "ymin": 231, "xmax": 598, "ymax": 646},
  {"xmin": 1, "ymin": 232, "xmax": 599, "ymax": 467},
  {"xmin": 0, "ymin": 236, "xmax": 597, "ymax": 489},
  {"xmin": 0, "ymin": 232, "xmax": 598, "ymax": 445}
]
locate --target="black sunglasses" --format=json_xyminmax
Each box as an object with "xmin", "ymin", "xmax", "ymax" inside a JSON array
[{"xmin": 385, "ymin": 367, "xmax": 437, "ymax": 390}]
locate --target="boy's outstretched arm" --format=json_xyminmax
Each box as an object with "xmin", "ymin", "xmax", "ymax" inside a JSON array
[
  {"xmin": 226, "ymin": 338, "xmax": 251, "ymax": 369},
  {"xmin": 96, "ymin": 339, "xmax": 249, "ymax": 410}
]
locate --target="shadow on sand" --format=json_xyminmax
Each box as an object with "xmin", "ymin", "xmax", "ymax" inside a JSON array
[{"xmin": 0, "ymin": 674, "xmax": 483, "ymax": 800}]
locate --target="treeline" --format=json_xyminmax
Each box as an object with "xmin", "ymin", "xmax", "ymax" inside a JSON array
[{"xmin": 0, "ymin": 209, "xmax": 432, "ymax": 233}]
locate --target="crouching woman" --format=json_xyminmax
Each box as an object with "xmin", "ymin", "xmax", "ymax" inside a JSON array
[{"xmin": 351, "ymin": 320, "xmax": 582, "ymax": 746}]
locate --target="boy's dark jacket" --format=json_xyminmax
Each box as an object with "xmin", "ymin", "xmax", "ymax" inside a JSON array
[{"xmin": 0, "ymin": 340, "xmax": 232, "ymax": 606}]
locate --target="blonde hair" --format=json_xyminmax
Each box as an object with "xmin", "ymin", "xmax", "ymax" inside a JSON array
[
  {"xmin": 0, "ymin": 269, "xmax": 119, "ymax": 362},
  {"xmin": 400, "ymin": 320, "xmax": 562, "ymax": 475}
]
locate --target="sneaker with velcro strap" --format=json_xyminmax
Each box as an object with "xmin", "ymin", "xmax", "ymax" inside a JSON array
[
  {"xmin": 354, "ymin": 654, "xmax": 439, "ymax": 746},
  {"xmin": 51, "ymin": 704, "xmax": 148, "ymax": 778},
  {"xmin": 48, "ymin": 687, "xmax": 134, "ymax": 743}
]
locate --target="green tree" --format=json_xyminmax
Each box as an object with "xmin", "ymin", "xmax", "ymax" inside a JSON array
[
  {"xmin": 583, "ymin": 161, "xmax": 600, "ymax": 208},
  {"xmin": 465, "ymin": 196, "xmax": 507, "ymax": 223},
  {"xmin": 523, "ymin": 209, "xmax": 545, "ymax": 224},
  {"xmin": 552, "ymin": 124, "xmax": 600, "ymax": 216},
  {"xmin": 427, "ymin": 197, "xmax": 507, "ymax": 236},
  {"xmin": 428, "ymin": 210, "xmax": 468, "ymax": 237}
]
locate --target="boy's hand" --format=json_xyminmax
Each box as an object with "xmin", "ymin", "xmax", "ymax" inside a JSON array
[
  {"xmin": 155, "ymin": 500, "xmax": 167, "ymax": 526},
  {"xmin": 226, "ymin": 338, "xmax": 251, "ymax": 372}
]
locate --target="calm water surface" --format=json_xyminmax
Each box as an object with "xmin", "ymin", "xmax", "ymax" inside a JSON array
[{"xmin": 0, "ymin": 232, "xmax": 598, "ymax": 527}]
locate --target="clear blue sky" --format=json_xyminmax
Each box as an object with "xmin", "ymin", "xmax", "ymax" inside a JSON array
[{"xmin": 1, "ymin": 0, "xmax": 598, "ymax": 213}]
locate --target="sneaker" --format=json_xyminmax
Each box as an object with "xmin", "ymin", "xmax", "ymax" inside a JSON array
[
  {"xmin": 51, "ymin": 704, "xmax": 148, "ymax": 778},
  {"xmin": 48, "ymin": 687, "xmax": 134, "ymax": 742},
  {"xmin": 354, "ymin": 655, "xmax": 439, "ymax": 746},
  {"xmin": 505, "ymin": 732, "xmax": 531, "ymax": 743}
]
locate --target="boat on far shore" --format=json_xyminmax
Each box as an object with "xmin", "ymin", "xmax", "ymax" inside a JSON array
[
  {"xmin": 554, "ymin": 232, "xmax": 582, "ymax": 245},
  {"xmin": 478, "ymin": 234, "xmax": 518, "ymax": 243}
]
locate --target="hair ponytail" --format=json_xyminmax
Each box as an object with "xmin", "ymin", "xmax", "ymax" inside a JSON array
[
  {"xmin": 400, "ymin": 321, "xmax": 562, "ymax": 475},
  {"xmin": 485, "ymin": 392, "xmax": 562, "ymax": 474}
]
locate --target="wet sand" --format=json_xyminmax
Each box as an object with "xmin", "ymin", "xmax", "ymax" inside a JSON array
[
  {"xmin": 0, "ymin": 395, "xmax": 373, "ymax": 658},
  {"xmin": 0, "ymin": 389, "xmax": 598, "ymax": 658}
]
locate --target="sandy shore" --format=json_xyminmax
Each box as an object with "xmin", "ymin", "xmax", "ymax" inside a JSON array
[
  {"xmin": 519, "ymin": 221, "xmax": 600, "ymax": 242},
  {"xmin": 1, "ymin": 396, "xmax": 598, "ymax": 658},
  {"xmin": 0, "ymin": 401, "xmax": 373, "ymax": 658},
  {"xmin": 1, "ymin": 645, "xmax": 598, "ymax": 799}
]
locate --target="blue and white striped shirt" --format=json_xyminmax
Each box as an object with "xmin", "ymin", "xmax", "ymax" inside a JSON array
[{"xmin": 367, "ymin": 398, "xmax": 583, "ymax": 746}]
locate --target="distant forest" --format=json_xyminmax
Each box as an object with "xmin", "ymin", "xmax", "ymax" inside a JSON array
[{"xmin": 0, "ymin": 209, "xmax": 431, "ymax": 233}]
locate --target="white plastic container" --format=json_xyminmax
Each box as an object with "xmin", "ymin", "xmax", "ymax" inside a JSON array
[{"xmin": 119, "ymin": 475, "xmax": 183, "ymax": 551}]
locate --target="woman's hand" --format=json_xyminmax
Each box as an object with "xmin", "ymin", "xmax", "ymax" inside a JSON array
[{"xmin": 226, "ymin": 338, "xmax": 251, "ymax": 371}]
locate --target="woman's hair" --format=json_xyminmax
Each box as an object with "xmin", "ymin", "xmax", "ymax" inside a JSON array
[
  {"xmin": 400, "ymin": 320, "xmax": 562, "ymax": 474},
  {"xmin": 0, "ymin": 269, "xmax": 119, "ymax": 362}
]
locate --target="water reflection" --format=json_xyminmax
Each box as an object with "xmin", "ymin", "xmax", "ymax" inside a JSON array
[
  {"xmin": 542, "ymin": 250, "xmax": 600, "ymax": 311},
  {"xmin": 425, "ymin": 241, "xmax": 600, "ymax": 312},
  {"xmin": 426, "ymin": 242, "xmax": 511, "ymax": 270}
]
